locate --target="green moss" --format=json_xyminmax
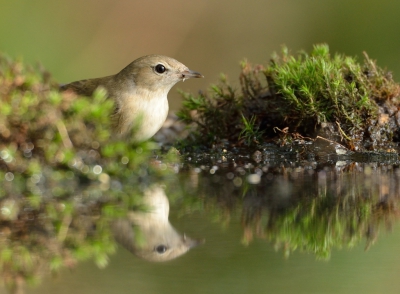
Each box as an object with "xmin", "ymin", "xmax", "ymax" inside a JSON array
[{"xmin": 178, "ymin": 44, "xmax": 400, "ymax": 151}]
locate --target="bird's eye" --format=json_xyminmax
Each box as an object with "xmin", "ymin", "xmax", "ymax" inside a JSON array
[
  {"xmin": 155, "ymin": 245, "xmax": 168, "ymax": 254},
  {"xmin": 155, "ymin": 64, "xmax": 166, "ymax": 74}
]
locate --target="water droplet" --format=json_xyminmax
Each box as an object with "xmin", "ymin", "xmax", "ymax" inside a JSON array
[
  {"xmin": 1, "ymin": 207, "xmax": 10, "ymax": 216},
  {"xmin": 233, "ymin": 177, "xmax": 242, "ymax": 187},
  {"xmin": 93, "ymin": 165, "xmax": 102, "ymax": 174},
  {"xmin": 226, "ymin": 172, "xmax": 234, "ymax": 180},
  {"xmin": 247, "ymin": 174, "xmax": 261, "ymax": 184},
  {"xmin": 31, "ymin": 174, "xmax": 41, "ymax": 184},
  {"xmin": 91, "ymin": 141, "xmax": 100, "ymax": 149},
  {"xmin": 99, "ymin": 173, "xmax": 110, "ymax": 183},
  {"xmin": 0, "ymin": 150, "xmax": 9, "ymax": 159},
  {"xmin": 5, "ymin": 172, "xmax": 14, "ymax": 181},
  {"xmin": 81, "ymin": 165, "xmax": 89, "ymax": 173}
]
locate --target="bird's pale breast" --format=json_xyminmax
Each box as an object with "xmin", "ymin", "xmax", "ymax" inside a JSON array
[{"xmin": 118, "ymin": 89, "xmax": 169, "ymax": 142}]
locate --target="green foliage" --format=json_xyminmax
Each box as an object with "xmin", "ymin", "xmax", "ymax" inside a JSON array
[
  {"xmin": 177, "ymin": 74, "xmax": 243, "ymax": 145},
  {"xmin": 265, "ymin": 44, "xmax": 384, "ymax": 141},
  {"xmin": 239, "ymin": 114, "xmax": 264, "ymax": 145},
  {"xmin": 178, "ymin": 44, "xmax": 400, "ymax": 150}
]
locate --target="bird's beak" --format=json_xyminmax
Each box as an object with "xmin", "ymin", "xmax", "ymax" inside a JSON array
[
  {"xmin": 183, "ymin": 233, "xmax": 205, "ymax": 248},
  {"xmin": 181, "ymin": 69, "xmax": 204, "ymax": 82}
]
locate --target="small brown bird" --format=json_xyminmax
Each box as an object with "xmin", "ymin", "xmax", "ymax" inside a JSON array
[{"xmin": 60, "ymin": 55, "xmax": 203, "ymax": 142}]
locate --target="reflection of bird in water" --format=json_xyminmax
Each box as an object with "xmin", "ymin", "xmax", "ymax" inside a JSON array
[{"xmin": 112, "ymin": 186, "xmax": 203, "ymax": 262}]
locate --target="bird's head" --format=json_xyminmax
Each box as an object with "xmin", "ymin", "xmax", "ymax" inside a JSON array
[
  {"xmin": 118, "ymin": 55, "xmax": 203, "ymax": 92},
  {"xmin": 112, "ymin": 186, "xmax": 204, "ymax": 262}
]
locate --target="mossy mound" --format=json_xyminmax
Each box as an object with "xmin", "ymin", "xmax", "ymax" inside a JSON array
[{"xmin": 178, "ymin": 44, "xmax": 400, "ymax": 151}]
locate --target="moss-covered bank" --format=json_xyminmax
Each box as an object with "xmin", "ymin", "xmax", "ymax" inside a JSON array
[{"xmin": 178, "ymin": 44, "xmax": 400, "ymax": 152}]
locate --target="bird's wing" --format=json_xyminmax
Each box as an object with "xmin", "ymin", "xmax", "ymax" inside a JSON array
[
  {"xmin": 59, "ymin": 76, "xmax": 112, "ymax": 97},
  {"xmin": 59, "ymin": 78, "xmax": 100, "ymax": 96}
]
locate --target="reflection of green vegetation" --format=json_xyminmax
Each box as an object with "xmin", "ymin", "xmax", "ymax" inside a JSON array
[
  {"xmin": 178, "ymin": 44, "xmax": 400, "ymax": 150},
  {"xmin": 262, "ymin": 196, "xmax": 373, "ymax": 260},
  {"xmin": 1, "ymin": 201, "xmax": 117, "ymax": 292},
  {"xmin": 0, "ymin": 54, "xmax": 179, "ymax": 293},
  {"xmin": 184, "ymin": 163, "xmax": 400, "ymax": 260},
  {"xmin": 267, "ymin": 189, "xmax": 395, "ymax": 260}
]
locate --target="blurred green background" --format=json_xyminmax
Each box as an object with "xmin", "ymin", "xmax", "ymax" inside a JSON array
[{"xmin": 1, "ymin": 0, "xmax": 399, "ymax": 110}]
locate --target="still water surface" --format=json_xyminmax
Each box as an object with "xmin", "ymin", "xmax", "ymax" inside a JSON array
[
  {"xmin": 4, "ymin": 156, "xmax": 400, "ymax": 294},
  {"xmin": 26, "ymin": 214, "xmax": 400, "ymax": 294}
]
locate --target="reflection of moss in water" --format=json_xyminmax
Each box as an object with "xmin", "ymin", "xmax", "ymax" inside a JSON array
[
  {"xmin": 258, "ymin": 169, "xmax": 398, "ymax": 260},
  {"xmin": 0, "ymin": 201, "xmax": 123, "ymax": 293},
  {"xmin": 0, "ymin": 54, "xmax": 179, "ymax": 293},
  {"xmin": 262, "ymin": 196, "xmax": 373, "ymax": 260},
  {"xmin": 184, "ymin": 162, "xmax": 400, "ymax": 260}
]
